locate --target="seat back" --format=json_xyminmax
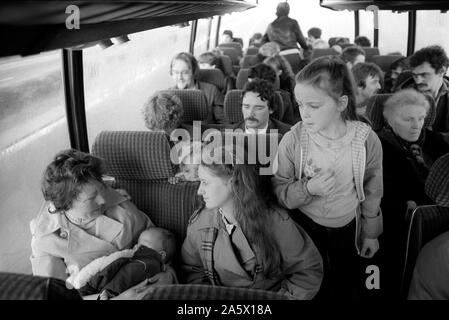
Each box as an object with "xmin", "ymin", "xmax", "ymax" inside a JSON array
[
  {"xmin": 241, "ymin": 55, "xmax": 256, "ymax": 68},
  {"xmin": 246, "ymin": 46, "xmax": 259, "ymax": 55},
  {"xmin": 219, "ymin": 42, "xmax": 243, "ymax": 58},
  {"xmin": 366, "ymin": 93, "xmax": 436, "ymax": 131},
  {"xmin": 363, "ymin": 47, "xmax": 381, "ymax": 62},
  {"xmin": 219, "ymin": 47, "xmax": 239, "ymax": 65},
  {"xmin": 233, "ymin": 37, "xmax": 244, "ymax": 47},
  {"xmin": 236, "ymin": 68, "xmax": 249, "ymax": 90},
  {"xmin": 91, "ymin": 131, "xmax": 200, "ymax": 243},
  {"xmin": 371, "ymin": 55, "xmax": 404, "ymax": 72},
  {"xmin": 156, "ymin": 89, "xmax": 209, "ymax": 123},
  {"xmin": 282, "ymin": 53, "xmax": 303, "ymax": 75},
  {"xmin": 401, "ymin": 205, "xmax": 449, "ymax": 298},
  {"xmin": 224, "ymin": 90, "xmax": 284, "ymax": 124},
  {"xmin": 143, "ymin": 284, "xmax": 288, "ymax": 300},
  {"xmin": 217, "ymin": 55, "xmax": 234, "ymax": 77},
  {"xmin": 0, "ymin": 272, "xmax": 82, "ymax": 300},
  {"xmin": 310, "ymin": 48, "xmax": 339, "ymax": 61},
  {"xmin": 196, "ymin": 69, "xmax": 226, "ymax": 93}
]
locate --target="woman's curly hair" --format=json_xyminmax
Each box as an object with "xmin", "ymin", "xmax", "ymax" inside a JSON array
[
  {"xmin": 142, "ymin": 92, "xmax": 183, "ymax": 134},
  {"xmin": 42, "ymin": 149, "xmax": 105, "ymax": 212}
]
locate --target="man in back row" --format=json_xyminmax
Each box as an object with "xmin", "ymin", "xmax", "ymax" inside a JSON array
[{"xmin": 234, "ymin": 78, "xmax": 291, "ymax": 136}]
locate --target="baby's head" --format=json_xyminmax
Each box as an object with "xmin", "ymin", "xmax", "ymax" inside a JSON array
[
  {"xmin": 136, "ymin": 227, "xmax": 176, "ymax": 264},
  {"xmin": 176, "ymin": 141, "xmax": 202, "ymax": 181}
]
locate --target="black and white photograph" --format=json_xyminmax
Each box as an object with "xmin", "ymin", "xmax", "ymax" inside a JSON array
[{"xmin": 0, "ymin": 0, "xmax": 449, "ymax": 308}]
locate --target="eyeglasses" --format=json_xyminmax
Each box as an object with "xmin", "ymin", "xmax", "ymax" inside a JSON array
[{"xmin": 172, "ymin": 70, "xmax": 192, "ymax": 76}]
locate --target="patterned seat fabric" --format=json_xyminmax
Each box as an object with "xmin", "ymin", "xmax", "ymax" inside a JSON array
[
  {"xmin": 366, "ymin": 93, "xmax": 436, "ymax": 131},
  {"xmin": 156, "ymin": 89, "xmax": 209, "ymax": 123},
  {"xmin": 246, "ymin": 47, "xmax": 259, "ymax": 55},
  {"xmin": 218, "ymin": 42, "xmax": 243, "ymax": 58},
  {"xmin": 236, "ymin": 68, "xmax": 249, "ymax": 90},
  {"xmin": 363, "ymin": 47, "xmax": 381, "ymax": 62},
  {"xmin": 371, "ymin": 55, "xmax": 404, "ymax": 73},
  {"xmin": 0, "ymin": 272, "xmax": 82, "ymax": 300},
  {"xmin": 241, "ymin": 55, "xmax": 256, "ymax": 68},
  {"xmin": 224, "ymin": 90, "xmax": 284, "ymax": 124},
  {"xmin": 425, "ymin": 153, "xmax": 449, "ymax": 207},
  {"xmin": 401, "ymin": 205, "xmax": 449, "ymax": 298},
  {"xmin": 219, "ymin": 47, "xmax": 239, "ymax": 65},
  {"xmin": 143, "ymin": 284, "xmax": 288, "ymax": 300},
  {"xmin": 197, "ymin": 69, "xmax": 226, "ymax": 93},
  {"xmin": 310, "ymin": 48, "xmax": 339, "ymax": 61},
  {"xmin": 91, "ymin": 131, "xmax": 200, "ymax": 243}
]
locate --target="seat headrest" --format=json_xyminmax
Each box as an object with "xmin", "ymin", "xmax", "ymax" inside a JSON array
[
  {"xmin": 196, "ymin": 69, "xmax": 225, "ymax": 92},
  {"xmin": 157, "ymin": 89, "xmax": 209, "ymax": 122},
  {"xmin": 92, "ymin": 131, "xmax": 176, "ymax": 180},
  {"xmin": 425, "ymin": 153, "xmax": 449, "ymax": 207}
]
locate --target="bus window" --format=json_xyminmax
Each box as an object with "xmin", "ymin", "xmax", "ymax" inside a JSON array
[
  {"xmin": 83, "ymin": 25, "xmax": 191, "ymax": 150},
  {"xmin": 0, "ymin": 50, "xmax": 70, "ymax": 274},
  {"xmin": 378, "ymin": 11, "xmax": 408, "ymax": 55},
  {"xmin": 194, "ymin": 18, "xmax": 212, "ymax": 54},
  {"xmin": 415, "ymin": 11, "xmax": 449, "ymax": 54},
  {"xmin": 358, "ymin": 10, "xmax": 375, "ymax": 47}
]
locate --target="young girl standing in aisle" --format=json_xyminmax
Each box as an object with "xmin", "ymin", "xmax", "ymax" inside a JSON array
[{"xmin": 272, "ymin": 56, "xmax": 383, "ymax": 299}]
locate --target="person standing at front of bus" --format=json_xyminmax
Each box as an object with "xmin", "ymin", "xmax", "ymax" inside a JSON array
[
  {"xmin": 409, "ymin": 45, "xmax": 449, "ymax": 137},
  {"xmin": 272, "ymin": 56, "xmax": 383, "ymax": 299},
  {"xmin": 262, "ymin": 2, "xmax": 309, "ymax": 57},
  {"xmin": 170, "ymin": 52, "xmax": 227, "ymax": 124},
  {"xmin": 30, "ymin": 150, "xmax": 176, "ymax": 297}
]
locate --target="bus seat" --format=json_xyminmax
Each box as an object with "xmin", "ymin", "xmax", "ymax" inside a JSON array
[
  {"xmin": 240, "ymin": 54, "xmax": 256, "ymax": 68},
  {"xmin": 246, "ymin": 46, "xmax": 259, "ymax": 55},
  {"xmin": 236, "ymin": 68, "xmax": 249, "ymax": 89},
  {"xmin": 218, "ymin": 55, "xmax": 234, "ymax": 77},
  {"xmin": 281, "ymin": 53, "xmax": 303, "ymax": 75},
  {"xmin": 393, "ymin": 70, "xmax": 414, "ymax": 92},
  {"xmin": 143, "ymin": 284, "xmax": 288, "ymax": 300},
  {"xmin": 236, "ymin": 68, "xmax": 280, "ymax": 90},
  {"xmin": 363, "ymin": 47, "xmax": 381, "ymax": 62},
  {"xmin": 157, "ymin": 89, "xmax": 209, "ymax": 123},
  {"xmin": 196, "ymin": 68, "xmax": 226, "ymax": 93},
  {"xmin": 233, "ymin": 37, "xmax": 244, "ymax": 47},
  {"xmin": 224, "ymin": 90, "xmax": 284, "ymax": 124},
  {"xmin": 340, "ymin": 43, "xmax": 354, "ymax": 50},
  {"xmin": 218, "ymin": 42, "xmax": 243, "ymax": 58},
  {"xmin": 401, "ymin": 153, "xmax": 449, "ymax": 298},
  {"xmin": 310, "ymin": 48, "xmax": 339, "ymax": 61},
  {"xmin": 367, "ymin": 93, "xmax": 436, "ymax": 132},
  {"xmin": 219, "ymin": 47, "xmax": 240, "ymax": 65},
  {"xmin": 371, "ymin": 55, "xmax": 404, "ymax": 73},
  {"xmin": 91, "ymin": 131, "xmax": 200, "ymax": 242},
  {"xmin": 278, "ymin": 90, "xmax": 299, "ymax": 125},
  {"xmin": 0, "ymin": 272, "xmax": 82, "ymax": 300}
]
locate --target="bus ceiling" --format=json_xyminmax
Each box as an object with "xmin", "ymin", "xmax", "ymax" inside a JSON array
[
  {"xmin": 320, "ymin": 0, "xmax": 449, "ymax": 11},
  {"xmin": 0, "ymin": 0, "xmax": 255, "ymax": 58}
]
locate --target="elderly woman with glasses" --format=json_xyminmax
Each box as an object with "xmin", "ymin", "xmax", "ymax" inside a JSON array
[
  {"xmin": 377, "ymin": 89, "xmax": 449, "ymax": 298},
  {"xmin": 180, "ymin": 144, "xmax": 323, "ymax": 300}
]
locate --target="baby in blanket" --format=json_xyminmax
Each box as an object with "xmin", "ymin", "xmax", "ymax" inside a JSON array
[{"xmin": 67, "ymin": 227, "xmax": 176, "ymax": 299}]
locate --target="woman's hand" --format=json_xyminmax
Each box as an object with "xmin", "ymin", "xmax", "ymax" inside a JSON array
[
  {"xmin": 305, "ymin": 170, "xmax": 335, "ymax": 196},
  {"xmin": 360, "ymin": 238, "xmax": 379, "ymax": 258}
]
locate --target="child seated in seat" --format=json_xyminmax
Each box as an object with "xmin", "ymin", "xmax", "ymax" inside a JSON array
[
  {"xmin": 169, "ymin": 141, "xmax": 202, "ymax": 184},
  {"xmin": 67, "ymin": 227, "xmax": 176, "ymax": 299}
]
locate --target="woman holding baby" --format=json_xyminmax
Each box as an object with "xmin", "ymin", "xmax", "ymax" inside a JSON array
[{"xmin": 30, "ymin": 149, "xmax": 174, "ymax": 298}]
